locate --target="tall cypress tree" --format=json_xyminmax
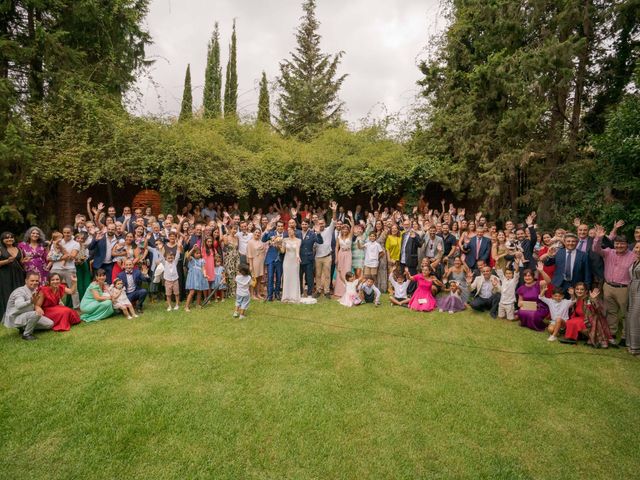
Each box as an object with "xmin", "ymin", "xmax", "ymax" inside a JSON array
[
  {"xmin": 257, "ymin": 71, "xmax": 270, "ymax": 124},
  {"xmin": 276, "ymin": 0, "xmax": 347, "ymax": 137},
  {"xmin": 203, "ymin": 22, "xmax": 222, "ymax": 118},
  {"xmin": 223, "ymin": 19, "xmax": 238, "ymax": 118},
  {"xmin": 179, "ymin": 64, "xmax": 193, "ymax": 121}
]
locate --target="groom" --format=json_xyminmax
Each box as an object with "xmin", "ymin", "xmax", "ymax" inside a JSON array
[{"xmin": 262, "ymin": 220, "xmax": 285, "ymax": 301}]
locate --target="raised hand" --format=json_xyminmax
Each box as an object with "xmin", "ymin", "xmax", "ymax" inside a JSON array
[
  {"xmin": 594, "ymin": 224, "xmax": 606, "ymax": 237},
  {"xmin": 614, "ymin": 219, "xmax": 625, "ymax": 230},
  {"xmin": 87, "ymin": 197, "xmax": 92, "ymax": 204},
  {"xmin": 412, "ymin": 206, "xmax": 418, "ymax": 214},
  {"xmin": 573, "ymin": 217, "xmax": 581, "ymax": 228},
  {"xmin": 590, "ymin": 288, "xmax": 600, "ymax": 299},
  {"xmin": 536, "ymin": 261, "xmax": 545, "ymax": 271},
  {"xmin": 290, "ymin": 207, "xmax": 297, "ymax": 217},
  {"xmin": 330, "ymin": 200, "xmax": 337, "ymax": 212}
]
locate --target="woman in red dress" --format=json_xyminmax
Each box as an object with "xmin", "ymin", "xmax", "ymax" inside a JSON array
[
  {"xmin": 561, "ymin": 282, "xmax": 589, "ymax": 343},
  {"xmin": 536, "ymin": 232, "xmax": 557, "ymax": 298},
  {"xmin": 36, "ymin": 272, "xmax": 81, "ymax": 331}
]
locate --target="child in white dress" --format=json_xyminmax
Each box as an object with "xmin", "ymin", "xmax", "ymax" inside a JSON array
[
  {"xmin": 109, "ymin": 278, "xmax": 138, "ymax": 319},
  {"xmin": 339, "ymin": 272, "xmax": 361, "ymax": 307}
]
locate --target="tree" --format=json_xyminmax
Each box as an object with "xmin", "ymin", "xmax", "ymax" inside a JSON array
[
  {"xmin": 257, "ymin": 71, "xmax": 270, "ymax": 124},
  {"xmin": 203, "ymin": 22, "xmax": 222, "ymax": 118},
  {"xmin": 276, "ymin": 0, "xmax": 347, "ymax": 138},
  {"xmin": 224, "ymin": 19, "xmax": 238, "ymax": 118},
  {"xmin": 179, "ymin": 64, "xmax": 193, "ymax": 121}
]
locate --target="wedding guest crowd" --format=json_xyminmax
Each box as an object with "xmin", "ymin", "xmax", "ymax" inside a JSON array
[{"xmin": 1, "ymin": 195, "xmax": 639, "ymax": 357}]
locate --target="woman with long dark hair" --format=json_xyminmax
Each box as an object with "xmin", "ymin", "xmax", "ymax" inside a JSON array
[
  {"xmin": 0, "ymin": 231, "xmax": 25, "ymax": 316},
  {"xmin": 36, "ymin": 272, "xmax": 81, "ymax": 331}
]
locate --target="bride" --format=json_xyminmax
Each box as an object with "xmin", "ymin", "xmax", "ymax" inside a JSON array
[{"xmin": 280, "ymin": 227, "xmax": 301, "ymax": 303}]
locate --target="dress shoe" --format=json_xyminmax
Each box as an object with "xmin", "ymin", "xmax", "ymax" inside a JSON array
[
  {"xmin": 21, "ymin": 333, "xmax": 37, "ymax": 341},
  {"xmin": 618, "ymin": 338, "xmax": 626, "ymax": 348}
]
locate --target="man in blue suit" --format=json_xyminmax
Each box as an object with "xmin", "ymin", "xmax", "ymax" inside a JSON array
[
  {"xmin": 116, "ymin": 259, "xmax": 150, "ymax": 313},
  {"xmin": 297, "ymin": 219, "xmax": 323, "ymax": 297},
  {"xmin": 545, "ymin": 233, "xmax": 591, "ymax": 294},
  {"xmin": 462, "ymin": 226, "xmax": 491, "ymax": 271},
  {"xmin": 88, "ymin": 223, "xmax": 120, "ymax": 284},
  {"xmin": 262, "ymin": 220, "xmax": 285, "ymax": 301}
]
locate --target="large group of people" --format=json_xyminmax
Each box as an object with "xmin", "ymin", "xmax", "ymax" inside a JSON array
[{"xmin": 1, "ymin": 196, "xmax": 639, "ymax": 357}]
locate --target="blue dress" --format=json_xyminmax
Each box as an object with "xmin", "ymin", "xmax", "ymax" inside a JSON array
[
  {"xmin": 210, "ymin": 266, "xmax": 227, "ymax": 290},
  {"xmin": 186, "ymin": 258, "xmax": 209, "ymax": 291}
]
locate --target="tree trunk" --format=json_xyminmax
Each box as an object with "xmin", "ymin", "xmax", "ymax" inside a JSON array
[
  {"xmin": 27, "ymin": 6, "xmax": 44, "ymax": 103},
  {"xmin": 569, "ymin": 0, "xmax": 592, "ymax": 159}
]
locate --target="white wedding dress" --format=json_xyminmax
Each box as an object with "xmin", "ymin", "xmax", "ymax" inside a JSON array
[{"xmin": 281, "ymin": 238, "xmax": 301, "ymax": 303}]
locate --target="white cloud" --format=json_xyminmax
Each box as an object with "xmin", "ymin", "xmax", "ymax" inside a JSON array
[{"xmin": 131, "ymin": 0, "xmax": 444, "ymax": 125}]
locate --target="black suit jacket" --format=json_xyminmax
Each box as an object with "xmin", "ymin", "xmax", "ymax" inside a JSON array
[{"xmin": 401, "ymin": 232, "xmax": 423, "ymax": 269}]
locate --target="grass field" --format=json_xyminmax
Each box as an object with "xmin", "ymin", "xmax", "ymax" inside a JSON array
[{"xmin": 1, "ymin": 297, "xmax": 639, "ymax": 479}]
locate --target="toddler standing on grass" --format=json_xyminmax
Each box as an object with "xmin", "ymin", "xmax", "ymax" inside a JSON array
[
  {"xmin": 234, "ymin": 265, "xmax": 252, "ymax": 319},
  {"xmin": 185, "ymin": 246, "xmax": 209, "ymax": 312}
]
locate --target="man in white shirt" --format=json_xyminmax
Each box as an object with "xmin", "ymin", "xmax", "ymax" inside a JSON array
[
  {"xmin": 314, "ymin": 201, "xmax": 337, "ymax": 297},
  {"xmin": 236, "ymin": 221, "xmax": 252, "ymax": 266},
  {"xmin": 469, "ymin": 266, "xmax": 501, "ymax": 318},
  {"xmin": 50, "ymin": 225, "xmax": 80, "ymax": 309}
]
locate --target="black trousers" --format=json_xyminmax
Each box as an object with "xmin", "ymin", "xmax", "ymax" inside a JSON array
[
  {"xmin": 299, "ymin": 262, "xmax": 314, "ymax": 295},
  {"xmin": 470, "ymin": 293, "xmax": 501, "ymax": 317}
]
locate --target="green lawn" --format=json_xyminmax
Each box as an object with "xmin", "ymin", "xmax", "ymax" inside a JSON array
[{"xmin": 1, "ymin": 298, "xmax": 639, "ymax": 479}]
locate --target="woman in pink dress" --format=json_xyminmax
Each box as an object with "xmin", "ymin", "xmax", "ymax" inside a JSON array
[
  {"xmin": 333, "ymin": 223, "xmax": 353, "ymax": 298},
  {"xmin": 408, "ymin": 264, "xmax": 438, "ymax": 312},
  {"xmin": 36, "ymin": 272, "xmax": 81, "ymax": 331}
]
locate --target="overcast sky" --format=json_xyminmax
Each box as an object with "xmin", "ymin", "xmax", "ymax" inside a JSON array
[{"xmin": 131, "ymin": 0, "xmax": 445, "ymax": 125}]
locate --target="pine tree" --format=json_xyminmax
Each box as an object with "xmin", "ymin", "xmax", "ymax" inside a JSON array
[
  {"xmin": 257, "ymin": 71, "xmax": 270, "ymax": 124},
  {"xmin": 179, "ymin": 64, "xmax": 193, "ymax": 121},
  {"xmin": 223, "ymin": 19, "xmax": 238, "ymax": 118},
  {"xmin": 276, "ymin": 0, "xmax": 347, "ymax": 137},
  {"xmin": 203, "ymin": 22, "xmax": 222, "ymax": 118}
]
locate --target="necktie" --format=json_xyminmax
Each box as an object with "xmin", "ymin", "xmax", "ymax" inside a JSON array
[
  {"xmin": 578, "ymin": 240, "xmax": 584, "ymax": 252},
  {"xmin": 564, "ymin": 250, "xmax": 573, "ymax": 281},
  {"xmin": 475, "ymin": 238, "xmax": 481, "ymax": 260}
]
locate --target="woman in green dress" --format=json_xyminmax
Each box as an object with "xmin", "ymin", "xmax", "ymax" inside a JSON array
[
  {"xmin": 74, "ymin": 231, "xmax": 92, "ymax": 299},
  {"xmin": 80, "ymin": 268, "xmax": 114, "ymax": 322}
]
